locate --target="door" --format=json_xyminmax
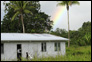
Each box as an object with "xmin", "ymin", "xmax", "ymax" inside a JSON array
[{"xmin": 17, "ymin": 44, "xmax": 22, "ymax": 61}]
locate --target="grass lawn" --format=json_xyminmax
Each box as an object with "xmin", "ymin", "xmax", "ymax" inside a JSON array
[
  {"xmin": 22, "ymin": 45, "xmax": 91, "ymax": 61},
  {"xmin": 2, "ymin": 45, "xmax": 91, "ymax": 61}
]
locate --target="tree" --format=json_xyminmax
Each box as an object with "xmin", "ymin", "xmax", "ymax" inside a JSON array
[
  {"xmin": 50, "ymin": 28, "xmax": 68, "ymax": 38},
  {"xmin": 50, "ymin": 21, "xmax": 91, "ymax": 46},
  {"xmin": 57, "ymin": 1, "xmax": 80, "ymax": 47},
  {"xmin": 1, "ymin": 1, "xmax": 53, "ymax": 33},
  {"xmin": 4, "ymin": 1, "xmax": 33, "ymax": 33}
]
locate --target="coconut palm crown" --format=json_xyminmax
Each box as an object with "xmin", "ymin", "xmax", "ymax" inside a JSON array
[
  {"xmin": 57, "ymin": 1, "xmax": 80, "ymax": 47},
  {"xmin": 10, "ymin": 1, "xmax": 33, "ymax": 33}
]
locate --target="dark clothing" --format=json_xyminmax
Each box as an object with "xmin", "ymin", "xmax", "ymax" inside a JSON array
[{"xmin": 26, "ymin": 52, "xmax": 29, "ymax": 60}]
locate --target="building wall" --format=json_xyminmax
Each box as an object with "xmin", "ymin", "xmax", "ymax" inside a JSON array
[
  {"xmin": 1, "ymin": 41, "xmax": 66, "ymax": 61},
  {"xmin": 1, "ymin": 42, "xmax": 17, "ymax": 60}
]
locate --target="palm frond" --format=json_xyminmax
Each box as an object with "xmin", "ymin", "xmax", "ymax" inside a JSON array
[
  {"xmin": 24, "ymin": 9, "xmax": 33, "ymax": 15},
  {"xmin": 16, "ymin": 1, "xmax": 22, "ymax": 8},
  {"xmin": 15, "ymin": 1, "xmax": 20, "ymax": 7},
  {"xmin": 14, "ymin": 7, "xmax": 20, "ymax": 12},
  {"xmin": 71, "ymin": 1, "xmax": 80, "ymax": 5},
  {"xmin": 57, "ymin": 1, "xmax": 68, "ymax": 6},
  {"xmin": 11, "ymin": 11, "xmax": 20, "ymax": 21},
  {"xmin": 23, "ymin": 2, "xmax": 28, "ymax": 9},
  {"xmin": 57, "ymin": 3, "xmax": 66, "ymax": 6},
  {"xmin": 10, "ymin": 5, "xmax": 15, "ymax": 8},
  {"xmin": 26, "ymin": 6, "xmax": 35, "ymax": 10},
  {"xmin": 10, "ymin": 1, "xmax": 21, "ymax": 10},
  {"xmin": 57, "ymin": 1, "xmax": 80, "ymax": 6}
]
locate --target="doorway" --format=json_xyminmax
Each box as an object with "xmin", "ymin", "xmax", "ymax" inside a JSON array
[{"xmin": 17, "ymin": 44, "xmax": 22, "ymax": 61}]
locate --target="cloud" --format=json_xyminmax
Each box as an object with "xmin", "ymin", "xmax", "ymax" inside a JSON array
[
  {"xmin": 48, "ymin": 1, "xmax": 91, "ymax": 31},
  {"xmin": 69, "ymin": 1, "xmax": 91, "ymax": 30},
  {"xmin": 40, "ymin": 1, "xmax": 58, "ymax": 16}
]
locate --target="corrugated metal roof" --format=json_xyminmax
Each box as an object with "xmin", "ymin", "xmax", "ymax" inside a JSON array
[{"xmin": 1, "ymin": 33, "xmax": 69, "ymax": 42}]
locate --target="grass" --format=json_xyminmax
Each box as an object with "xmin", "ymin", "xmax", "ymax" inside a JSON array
[
  {"xmin": 2, "ymin": 45, "xmax": 91, "ymax": 61},
  {"xmin": 23, "ymin": 45, "xmax": 91, "ymax": 61}
]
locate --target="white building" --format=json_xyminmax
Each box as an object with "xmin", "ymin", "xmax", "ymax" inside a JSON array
[{"xmin": 1, "ymin": 33, "xmax": 68, "ymax": 61}]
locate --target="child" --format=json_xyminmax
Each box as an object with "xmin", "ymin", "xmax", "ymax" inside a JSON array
[{"xmin": 26, "ymin": 52, "xmax": 29, "ymax": 60}]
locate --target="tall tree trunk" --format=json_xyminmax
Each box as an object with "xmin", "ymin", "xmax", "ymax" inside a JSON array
[
  {"xmin": 67, "ymin": 6, "xmax": 70, "ymax": 47},
  {"xmin": 21, "ymin": 14, "xmax": 25, "ymax": 33}
]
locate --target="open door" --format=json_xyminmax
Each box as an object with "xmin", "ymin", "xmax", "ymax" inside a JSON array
[{"xmin": 17, "ymin": 44, "xmax": 22, "ymax": 61}]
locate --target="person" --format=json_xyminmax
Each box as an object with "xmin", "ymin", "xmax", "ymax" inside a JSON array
[{"xmin": 26, "ymin": 52, "xmax": 29, "ymax": 60}]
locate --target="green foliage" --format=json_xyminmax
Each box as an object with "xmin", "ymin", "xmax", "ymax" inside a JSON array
[
  {"xmin": 50, "ymin": 28, "xmax": 68, "ymax": 38},
  {"xmin": 1, "ymin": 1, "xmax": 53, "ymax": 33},
  {"xmin": 50, "ymin": 21, "xmax": 91, "ymax": 46},
  {"xmin": 57, "ymin": 1, "xmax": 80, "ymax": 7}
]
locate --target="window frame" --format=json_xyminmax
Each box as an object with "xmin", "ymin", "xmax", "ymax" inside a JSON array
[
  {"xmin": 54, "ymin": 42, "xmax": 61, "ymax": 51},
  {"xmin": 1, "ymin": 43, "xmax": 4, "ymax": 54},
  {"xmin": 41, "ymin": 42, "xmax": 46, "ymax": 52}
]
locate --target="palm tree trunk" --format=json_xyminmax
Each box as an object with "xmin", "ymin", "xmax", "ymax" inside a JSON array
[
  {"xmin": 21, "ymin": 14, "xmax": 25, "ymax": 33},
  {"xmin": 67, "ymin": 9, "xmax": 70, "ymax": 47}
]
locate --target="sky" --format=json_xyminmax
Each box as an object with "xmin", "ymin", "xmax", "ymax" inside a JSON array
[{"xmin": 1, "ymin": 1, "xmax": 91, "ymax": 31}]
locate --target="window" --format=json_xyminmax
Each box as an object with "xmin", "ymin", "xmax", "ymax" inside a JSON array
[
  {"xmin": 41, "ymin": 42, "xmax": 46, "ymax": 52},
  {"xmin": 55, "ymin": 42, "xmax": 60, "ymax": 51},
  {"xmin": 1, "ymin": 43, "xmax": 4, "ymax": 54}
]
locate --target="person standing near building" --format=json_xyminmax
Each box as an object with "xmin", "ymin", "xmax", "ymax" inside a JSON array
[{"xmin": 26, "ymin": 52, "xmax": 29, "ymax": 60}]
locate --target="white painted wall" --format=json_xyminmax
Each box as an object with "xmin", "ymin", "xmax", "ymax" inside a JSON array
[
  {"xmin": 1, "ymin": 42, "xmax": 17, "ymax": 60},
  {"xmin": 1, "ymin": 41, "xmax": 66, "ymax": 61}
]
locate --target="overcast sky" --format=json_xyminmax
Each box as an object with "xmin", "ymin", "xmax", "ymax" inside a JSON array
[{"xmin": 1, "ymin": 1, "xmax": 91, "ymax": 31}]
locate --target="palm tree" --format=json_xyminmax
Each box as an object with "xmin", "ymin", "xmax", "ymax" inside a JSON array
[
  {"xmin": 57, "ymin": 1, "xmax": 80, "ymax": 47},
  {"xmin": 10, "ymin": 1, "xmax": 32, "ymax": 33}
]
